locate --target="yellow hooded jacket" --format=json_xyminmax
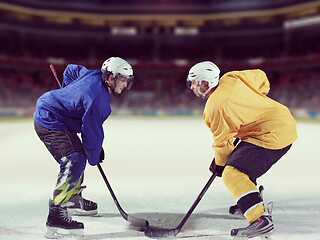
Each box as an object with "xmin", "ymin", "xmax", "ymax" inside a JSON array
[{"xmin": 204, "ymin": 69, "xmax": 297, "ymax": 166}]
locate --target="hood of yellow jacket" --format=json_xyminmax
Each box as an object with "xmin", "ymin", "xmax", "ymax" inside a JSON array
[{"xmin": 220, "ymin": 69, "xmax": 270, "ymax": 96}]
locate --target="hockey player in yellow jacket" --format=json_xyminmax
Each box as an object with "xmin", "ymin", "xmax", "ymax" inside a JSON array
[{"xmin": 187, "ymin": 61, "xmax": 297, "ymax": 239}]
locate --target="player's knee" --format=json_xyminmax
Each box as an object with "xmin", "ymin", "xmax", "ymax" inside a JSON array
[
  {"xmin": 60, "ymin": 152, "xmax": 86, "ymax": 180},
  {"xmin": 221, "ymin": 165, "xmax": 237, "ymax": 186},
  {"xmin": 222, "ymin": 165, "xmax": 251, "ymax": 195}
]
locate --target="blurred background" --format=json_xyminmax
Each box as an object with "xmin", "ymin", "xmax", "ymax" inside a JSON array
[{"xmin": 0, "ymin": 0, "xmax": 319, "ymax": 118}]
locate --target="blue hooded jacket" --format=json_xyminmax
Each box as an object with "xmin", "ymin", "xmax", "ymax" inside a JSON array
[{"xmin": 34, "ymin": 64, "xmax": 111, "ymax": 166}]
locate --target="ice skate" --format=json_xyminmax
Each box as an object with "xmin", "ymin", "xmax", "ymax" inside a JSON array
[
  {"xmin": 65, "ymin": 186, "xmax": 98, "ymax": 216},
  {"xmin": 45, "ymin": 200, "xmax": 84, "ymax": 239},
  {"xmin": 231, "ymin": 215, "xmax": 274, "ymax": 239}
]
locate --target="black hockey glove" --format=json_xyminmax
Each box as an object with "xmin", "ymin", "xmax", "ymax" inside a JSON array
[
  {"xmin": 99, "ymin": 147, "xmax": 105, "ymax": 163},
  {"xmin": 209, "ymin": 158, "xmax": 225, "ymax": 177}
]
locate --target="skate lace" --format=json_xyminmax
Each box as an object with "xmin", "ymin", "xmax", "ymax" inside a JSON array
[
  {"xmin": 60, "ymin": 208, "xmax": 76, "ymax": 223},
  {"xmin": 82, "ymin": 197, "xmax": 95, "ymax": 207}
]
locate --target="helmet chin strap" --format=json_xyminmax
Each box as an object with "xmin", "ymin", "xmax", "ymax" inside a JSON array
[
  {"xmin": 110, "ymin": 87, "xmax": 120, "ymax": 98},
  {"xmin": 102, "ymin": 75, "xmax": 121, "ymax": 98},
  {"xmin": 196, "ymin": 85, "xmax": 211, "ymax": 98}
]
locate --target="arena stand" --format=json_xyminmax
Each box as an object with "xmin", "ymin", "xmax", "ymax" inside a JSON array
[{"xmin": 0, "ymin": 0, "xmax": 319, "ymax": 118}]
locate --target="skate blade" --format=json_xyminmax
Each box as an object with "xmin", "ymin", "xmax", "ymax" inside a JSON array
[
  {"xmin": 233, "ymin": 235, "xmax": 272, "ymax": 240},
  {"xmin": 232, "ymin": 230, "xmax": 273, "ymax": 240},
  {"xmin": 45, "ymin": 227, "xmax": 84, "ymax": 239},
  {"xmin": 261, "ymin": 236, "xmax": 272, "ymax": 240},
  {"xmin": 259, "ymin": 231, "xmax": 273, "ymax": 240},
  {"xmin": 68, "ymin": 208, "xmax": 98, "ymax": 216}
]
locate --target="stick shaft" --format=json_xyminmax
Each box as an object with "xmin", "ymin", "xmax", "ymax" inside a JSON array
[
  {"xmin": 145, "ymin": 138, "xmax": 241, "ymax": 238},
  {"xmin": 177, "ymin": 173, "xmax": 217, "ymax": 230},
  {"xmin": 97, "ymin": 163, "xmax": 149, "ymax": 227},
  {"xmin": 97, "ymin": 163, "xmax": 127, "ymax": 219},
  {"xmin": 49, "ymin": 64, "xmax": 62, "ymax": 88},
  {"xmin": 144, "ymin": 173, "xmax": 217, "ymax": 238}
]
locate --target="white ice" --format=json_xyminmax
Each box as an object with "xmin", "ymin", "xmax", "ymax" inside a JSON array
[{"xmin": 0, "ymin": 117, "xmax": 319, "ymax": 240}]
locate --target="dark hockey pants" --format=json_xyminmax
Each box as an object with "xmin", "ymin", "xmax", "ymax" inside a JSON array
[{"xmin": 34, "ymin": 121, "xmax": 87, "ymax": 205}]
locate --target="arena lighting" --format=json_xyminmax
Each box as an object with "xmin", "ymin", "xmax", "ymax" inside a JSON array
[
  {"xmin": 174, "ymin": 26, "xmax": 199, "ymax": 35},
  {"xmin": 284, "ymin": 14, "xmax": 320, "ymax": 29},
  {"xmin": 111, "ymin": 26, "xmax": 137, "ymax": 35}
]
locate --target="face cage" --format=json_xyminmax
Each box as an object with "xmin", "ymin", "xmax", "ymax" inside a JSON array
[
  {"xmin": 186, "ymin": 79, "xmax": 192, "ymax": 89},
  {"xmin": 186, "ymin": 79, "xmax": 212, "ymax": 98},
  {"xmin": 114, "ymin": 73, "xmax": 134, "ymax": 90},
  {"xmin": 186, "ymin": 79, "xmax": 203, "ymax": 89}
]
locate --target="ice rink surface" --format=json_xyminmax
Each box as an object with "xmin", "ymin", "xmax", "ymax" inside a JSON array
[{"xmin": 0, "ymin": 117, "xmax": 319, "ymax": 240}]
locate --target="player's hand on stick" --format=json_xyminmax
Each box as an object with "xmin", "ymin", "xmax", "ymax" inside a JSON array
[
  {"xmin": 99, "ymin": 147, "xmax": 105, "ymax": 163},
  {"xmin": 209, "ymin": 158, "xmax": 224, "ymax": 177}
]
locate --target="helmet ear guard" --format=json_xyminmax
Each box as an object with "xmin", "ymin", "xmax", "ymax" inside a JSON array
[{"xmin": 102, "ymin": 70, "xmax": 111, "ymax": 82}]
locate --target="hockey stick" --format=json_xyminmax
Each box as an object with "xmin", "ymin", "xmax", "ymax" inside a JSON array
[
  {"xmin": 49, "ymin": 64, "xmax": 149, "ymax": 228},
  {"xmin": 97, "ymin": 163, "xmax": 149, "ymax": 227},
  {"xmin": 144, "ymin": 173, "xmax": 217, "ymax": 238},
  {"xmin": 49, "ymin": 64, "xmax": 62, "ymax": 88},
  {"xmin": 144, "ymin": 138, "xmax": 240, "ymax": 239}
]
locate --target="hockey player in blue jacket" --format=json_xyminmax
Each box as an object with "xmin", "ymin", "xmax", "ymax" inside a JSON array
[{"xmin": 34, "ymin": 57, "xmax": 134, "ymax": 238}]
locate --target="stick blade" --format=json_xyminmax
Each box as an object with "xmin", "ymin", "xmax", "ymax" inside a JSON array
[
  {"xmin": 127, "ymin": 215, "xmax": 149, "ymax": 228},
  {"xmin": 144, "ymin": 226, "xmax": 178, "ymax": 239}
]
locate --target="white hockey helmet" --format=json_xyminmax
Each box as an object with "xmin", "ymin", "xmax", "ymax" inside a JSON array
[
  {"xmin": 186, "ymin": 61, "xmax": 220, "ymax": 98},
  {"xmin": 101, "ymin": 57, "xmax": 134, "ymax": 90}
]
